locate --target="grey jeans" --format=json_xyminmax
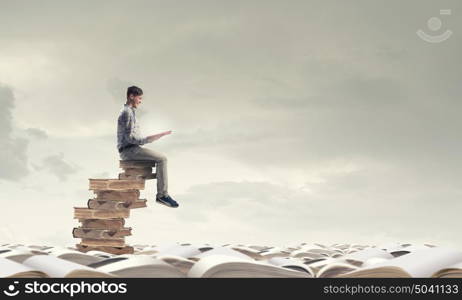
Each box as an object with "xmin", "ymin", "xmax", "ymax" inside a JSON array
[{"xmin": 119, "ymin": 145, "xmax": 168, "ymax": 198}]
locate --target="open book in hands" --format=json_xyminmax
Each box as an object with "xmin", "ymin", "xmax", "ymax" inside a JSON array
[{"xmin": 146, "ymin": 130, "xmax": 172, "ymax": 143}]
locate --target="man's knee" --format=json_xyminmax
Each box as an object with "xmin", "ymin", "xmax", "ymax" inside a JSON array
[
  {"xmin": 142, "ymin": 148, "xmax": 166, "ymax": 162},
  {"xmin": 149, "ymin": 150, "xmax": 167, "ymax": 163}
]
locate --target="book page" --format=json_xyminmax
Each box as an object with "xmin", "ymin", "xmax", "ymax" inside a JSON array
[
  {"xmin": 352, "ymin": 247, "xmax": 462, "ymax": 277},
  {"xmin": 187, "ymin": 254, "xmax": 311, "ymax": 278},
  {"xmin": 343, "ymin": 247, "xmax": 394, "ymax": 263},
  {"xmin": 193, "ymin": 247, "xmax": 254, "ymax": 261},
  {"xmin": 95, "ymin": 255, "xmax": 168, "ymax": 272},
  {"xmin": 22, "ymin": 255, "xmax": 110, "ymax": 277},
  {"xmin": 0, "ymin": 257, "xmax": 46, "ymax": 278}
]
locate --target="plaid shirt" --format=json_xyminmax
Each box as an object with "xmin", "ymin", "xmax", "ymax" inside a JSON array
[{"xmin": 117, "ymin": 103, "xmax": 149, "ymax": 150}]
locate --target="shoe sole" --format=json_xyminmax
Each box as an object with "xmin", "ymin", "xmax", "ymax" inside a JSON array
[{"xmin": 156, "ymin": 200, "xmax": 179, "ymax": 208}]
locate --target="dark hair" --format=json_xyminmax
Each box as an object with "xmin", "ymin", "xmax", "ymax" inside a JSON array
[{"xmin": 126, "ymin": 86, "xmax": 143, "ymax": 100}]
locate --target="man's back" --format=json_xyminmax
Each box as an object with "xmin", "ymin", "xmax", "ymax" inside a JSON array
[{"xmin": 117, "ymin": 103, "xmax": 148, "ymax": 151}]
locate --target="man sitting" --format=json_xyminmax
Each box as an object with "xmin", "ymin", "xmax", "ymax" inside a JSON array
[{"xmin": 117, "ymin": 85, "xmax": 179, "ymax": 208}]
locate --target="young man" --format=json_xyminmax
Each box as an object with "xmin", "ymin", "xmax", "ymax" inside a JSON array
[{"xmin": 117, "ymin": 86, "xmax": 179, "ymax": 208}]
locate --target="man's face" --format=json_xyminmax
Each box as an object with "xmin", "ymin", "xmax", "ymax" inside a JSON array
[{"xmin": 129, "ymin": 94, "xmax": 143, "ymax": 108}]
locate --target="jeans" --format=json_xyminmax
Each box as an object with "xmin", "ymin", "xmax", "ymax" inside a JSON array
[{"xmin": 119, "ymin": 145, "xmax": 168, "ymax": 198}]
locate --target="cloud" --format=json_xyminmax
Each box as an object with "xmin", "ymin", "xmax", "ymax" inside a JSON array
[
  {"xmin": 0, "ymin": 83, "xmax": 29, "ymax": 181},
  {"xmin": 36, "ymin": 152, "xmax": 79, "ymax": 181},
  {"xmin": 25, "ymin": 127, "xmax": 48, "ymax": 139}
]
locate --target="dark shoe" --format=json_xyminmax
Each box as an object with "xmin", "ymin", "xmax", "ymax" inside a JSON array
[{"xmin": 156, "ymin": 195, "xmax": 179, "ymax": 208}]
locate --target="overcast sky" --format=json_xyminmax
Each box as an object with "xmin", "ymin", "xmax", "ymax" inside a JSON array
[{"xmin": 0, "ymin": 0, "xmax": 461, "ymax": 249}]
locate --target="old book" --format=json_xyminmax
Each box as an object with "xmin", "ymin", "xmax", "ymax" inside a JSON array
[
  {"xmin": 316, "ymin": 261, "xmax": 359, "ymax": 278},
  {"xmin": 191, "ymin": 247, "xmax": 255, "ymax": 261},
  {"xmin": 118, "ymin": 173, "xmax": 156, "ymax": 180},
  {"xmin": 156, "ymin": 255, "xmax": 195, "ymax": 274},
  {"xmin": 94, "ymin": 190, "xmax": 140, "ymax": 201},
  {"xmin": 73, "ymin": 207, "xmax": 130, "ymax": 219},
  {"xmin": 266, "ymin": 257, "xmax": 315, "ymax": 276},
  {"xmin": 0, "ymin": 257, "xmax": 48, "ymax": 278},
  {"xmin": 87, "ymin": 199, "xmax": 147, "ymax": 210},
  {"xmin": 341, "ymin": 247, "xmax": 394, "ymax": 266},
  {"xmin": 79, "ymin": 218, "xmax": 125, "ymax": 229},
  {"xmin": 76, "ymin": 244, "xmax": 134, "ymax": 255},
  {"xmin": 119, "ymin": 166, "xmax": 156, "ymax": 180},
  {"xmin": 433, "ymin": 262, "xmax": 462, "ymax": 278},
  {"xmin": 44, "ymin": 246, "xmax": 105, "ymax": 266},
  {"xmin": 187, "ymin": 255, "xmax": 311, "ymax": 278},
  {"xmin": 21, "ymin": 255, "xmax": 114, "ymax": 278},
  {"xmin": 336, "ymin": 247, "xmax": 462, "ymax": 278},
  {"xmin": 125, "ymin": 199, "xmax": 147, "ymax": 209},
  {"xmin": 88, "ymin": 179, "xmax": 145, "ymax": 191},
  {"xmin": 80, "ymin": 238, "xmax": 125, "ymax": 248},
  {"xmin": 231, "ymin": 246, "xmax": 265, "ymax": 260},
  {"xmin": 0, "ymin": 248, "xmax": 47, "ymax": 264},
  {"xmin": 89, "ymin": 255, "xmax": 185, "ymax": 278},
  {"xmin": 72, "ymin": 227, "xmax": 132, "ymax": 239},
  {"xmin": 119, "ymin": 160, "xmax": 156, "ymax": 169},
  {"xmin": 313, "ymin": 247, "xmax": 396, "ymax": 278},
  {"xmin": 123, "ymin": 167, "xmax": 153, "ymax": 175}
]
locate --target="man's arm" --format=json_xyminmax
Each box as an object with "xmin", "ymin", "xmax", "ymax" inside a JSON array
[
  {"xmin": 146, "ymin": 130, "xmax": 172, "ymax": 143},
  {"xmin": 122, "ymin": 111, "xmax": 149, "ymax": 145}
]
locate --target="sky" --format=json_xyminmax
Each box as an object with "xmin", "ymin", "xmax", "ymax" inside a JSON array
[{"xmin": 0, "ymin": 0, "xmax": 461, "ymax": 249}]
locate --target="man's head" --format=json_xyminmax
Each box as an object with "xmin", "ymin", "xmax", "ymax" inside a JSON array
[{"xmin": 126, "ymin": 86, "xmax": 143, "ymax": 108}]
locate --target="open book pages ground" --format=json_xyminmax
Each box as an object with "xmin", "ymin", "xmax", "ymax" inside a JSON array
[{"xmin": 1, "ymin": 242, "xmax": 461, "ymax": 278}]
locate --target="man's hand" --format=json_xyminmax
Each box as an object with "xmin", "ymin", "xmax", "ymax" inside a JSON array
[{"xmin": 146, "ymin": 130, "xmax": 172, "ymax": 143}]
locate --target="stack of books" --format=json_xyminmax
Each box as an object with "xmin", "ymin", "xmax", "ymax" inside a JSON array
[{"xmin": 72, "ymin": 160, "xmax": 156, "ymax": 255}]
